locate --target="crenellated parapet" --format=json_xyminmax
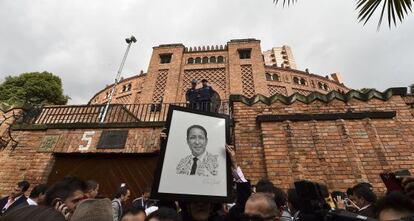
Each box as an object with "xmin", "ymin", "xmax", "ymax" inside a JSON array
[{"xmin": 185, "ymin": 45, "xmax": 227, "ymax": 52}]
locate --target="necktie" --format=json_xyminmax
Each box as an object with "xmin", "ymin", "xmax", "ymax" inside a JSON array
[{"xmin": 190, "ymin": 157, "xmax": 198, "ymax": 175}]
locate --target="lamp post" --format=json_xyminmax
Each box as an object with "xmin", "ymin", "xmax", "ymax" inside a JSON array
[{"xmin": 100, "ymin": 36, "xmax": 137, "ymax": 123}]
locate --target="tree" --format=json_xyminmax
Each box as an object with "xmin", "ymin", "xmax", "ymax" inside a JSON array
[
  {"xmin": 274, "ymin": 0, "xmax": 413, "ymax": 30},
  {"xmin": 0, "ymin": 71, "xmax": 69, "ymax": 107}
]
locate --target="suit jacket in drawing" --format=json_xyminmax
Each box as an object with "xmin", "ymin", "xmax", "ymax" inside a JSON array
[{"xmin": 176, "ymin": 151, "xmax": 218, "ymax": 177}]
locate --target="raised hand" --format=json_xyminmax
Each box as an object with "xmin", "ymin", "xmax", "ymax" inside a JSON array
[{"xmin": 226, "ymin": 144, "xmax": 237, "ymax": 169}]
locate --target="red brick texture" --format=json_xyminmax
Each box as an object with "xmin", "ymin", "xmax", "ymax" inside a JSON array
[
  {"xmin": 89, "ymin": 39, "xmax": 349, "ymax": 105},
  {"xmin": 232, "ymin": 96, "xmax": 414, "ymax": 193},
  {"xmin": 0, "ymin": 127, "xmax": 162, "ymax": 196},
  {"xmin": 1, "ymin": 95, "xmax": 413, "ymax": 196}
]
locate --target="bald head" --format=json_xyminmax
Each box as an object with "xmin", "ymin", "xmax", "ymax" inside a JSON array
[{"xmin": 245, "ymin": 193, "xmax": 278, "ymax": 220}]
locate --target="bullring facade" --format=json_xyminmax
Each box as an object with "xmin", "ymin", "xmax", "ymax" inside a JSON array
[
  {"xmin": 89, "ymin": 39, "xmax": 348, "ymax": 105},
  {"xmin": 1, "ymin": 38, "xmax": 413, "ymax": 201}
]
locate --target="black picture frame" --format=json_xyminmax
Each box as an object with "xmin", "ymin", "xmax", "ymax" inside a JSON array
[{"xmin": 151, "ymin": 105, "xmax": 232, "ymax": 202}]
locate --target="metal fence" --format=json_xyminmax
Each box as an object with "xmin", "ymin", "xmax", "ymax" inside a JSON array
[{"xmin": 20, "ymin": 101, "xmax": 230, "ymax": 125}]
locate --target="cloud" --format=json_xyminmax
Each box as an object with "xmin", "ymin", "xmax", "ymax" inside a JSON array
[{"xmin": 1, "ymin": 0, "xmax": 413, "ymax": 104}]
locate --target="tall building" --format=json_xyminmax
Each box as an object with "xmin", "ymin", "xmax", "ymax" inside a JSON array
[{"xmin": 263, "ymin": 45, "xmax": 297, "ymax": 69}]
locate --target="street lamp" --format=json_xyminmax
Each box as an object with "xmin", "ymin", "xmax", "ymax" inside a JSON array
[{"xmin": 100, "ymin": 35, "xmax": 137, "ymax": 123}]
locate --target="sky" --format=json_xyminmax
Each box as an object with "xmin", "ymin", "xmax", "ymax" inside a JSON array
[{"xmin": 1, "ymin": 0, "xmax": 413, "ymax": 104}]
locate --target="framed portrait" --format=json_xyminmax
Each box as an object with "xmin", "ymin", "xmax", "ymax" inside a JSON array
[{"xmin": 151, "ymin": 105, "xmax": 232, "ymax": 202}]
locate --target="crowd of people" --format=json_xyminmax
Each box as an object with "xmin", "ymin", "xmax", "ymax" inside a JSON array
[{"xmin": 0, "ymin": 144, "xmax": 414, "ymax": 221}]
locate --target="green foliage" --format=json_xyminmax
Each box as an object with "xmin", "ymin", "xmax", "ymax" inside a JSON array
[
  {"xmin": 0, "ymin": 71, "xmax": 69, "ymax": 107},
  {"xmin": 274, "ymin": 0, "xmax": 413, "ymax": 29},
  {"xmin": 357, "ymin": 0, "xmax": 413, "ymax": 29}
]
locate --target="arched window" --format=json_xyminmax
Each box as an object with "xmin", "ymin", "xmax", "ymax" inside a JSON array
[
  {"xmin": 293, "ymin": 77, "xmax": 299, "ymax": 84},
  {"xmin": 202, "ymin": 57, "xmax": 209, "ymax": 64},
  {"xmin": 188, "ymin": 57, "xmax": 194, "ymax": 64},
  {"xmin": 195, "ymin": 57, "xmax": 201, "ymax": 64},
  {"xmin": 272, "ymin": 74, "xmax": 280, "ymax": 81},
  {"xmin": 210, "ymin": 56, "xmax": 216, "ymax": 63},
  {"xmin": 266, "ymin": 73, "xmax": 272, "ymax": 81},
  {"xmin": 323, "ymin": 83, "xmax": 329, "ymax": 90},
  {"xmin": 217, "ymin": 56, "xmax": 224, "ymax": 63},
  {"xmin": 318, "ymin": 82, "xmax": 324, "ymax": 89},
  {"xmin": 300, "ymin": 78, "xmax": 306, "ymax": 85}
]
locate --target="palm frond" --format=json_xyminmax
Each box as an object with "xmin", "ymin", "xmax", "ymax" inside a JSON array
[
  {"xmin": 273, "ymin": 0, "xmax": 298, "ymax": 7},
  {"xmin": 356, "ymin": 0, "xmax": 413, "ymax": 29}
]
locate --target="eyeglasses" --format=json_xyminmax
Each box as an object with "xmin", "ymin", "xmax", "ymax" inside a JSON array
[{"xmin": 241, "ymin": 214, "xmax": 277, "ymax": 221}]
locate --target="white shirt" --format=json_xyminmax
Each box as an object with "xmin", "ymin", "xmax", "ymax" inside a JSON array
[
  {"xmin": 358, "ymin": 204, "xmax": 371, "ymax": 211},
  {"xmin": 27, "ymin": 198, "xmax": 38, "ymax": 206},
  {"xmin": 2, "ymin": 195, "xmax": 23, "ymax": 211}
]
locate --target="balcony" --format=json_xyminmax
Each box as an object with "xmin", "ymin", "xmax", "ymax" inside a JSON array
[{"xmin": 18, "ymin": 101, "xmax": 231, "ymax": 126}]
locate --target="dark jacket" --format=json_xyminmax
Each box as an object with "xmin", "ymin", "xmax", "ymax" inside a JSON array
[
  {"xmin": 186, "ymin": 88, "xmax": 198, "ymax": 103},
  {"xmin": 0, "ymin": 195, "xmax": 29, "ymax": 215},
  {"xmin": 226, "ymin": 181, "xmax": 252, "ymax": 221},
  {"xmin": 179, "ymin": 181, "xmax": 252, "ymax": 221},
  {"xmin": 198, "ymin": 86, "xmax": 214, "ymax": 101},
  {"xmin": 358, "ymin": 205, "xmax": 375, "ymax": 218}
]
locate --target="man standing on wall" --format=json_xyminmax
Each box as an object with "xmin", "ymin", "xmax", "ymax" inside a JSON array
[
  {"xmin": 198, "ymin": 79, "xmax": 214, "ymax": 112},
  {"xmin": 185, "ymin": 80, "xmax": 198, "ymax": 109}
]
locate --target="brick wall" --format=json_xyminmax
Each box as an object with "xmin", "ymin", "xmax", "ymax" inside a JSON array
[
  {"xmin": 2, "ymin": 90, "xmax": 412, "ymax": 196},
  {"xmin": 89, "ymin": 39, "xmax": 351, "ymax": 105},
  {"xmin": 232, "ymin": 94, "xmax": 414, "ymax": 193},
  {"xmin": 0, "ymin": 127, "xmax": 162, "ymax": 196}
]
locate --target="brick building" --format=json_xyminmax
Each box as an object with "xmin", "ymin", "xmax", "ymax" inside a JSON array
[
  {"xmin": 89, "ymin": 39, "xmax": 348, "ymax": 105},
  {"xmin": 0, "ymin": 38, "xmax": 413, "ymax": 200}
]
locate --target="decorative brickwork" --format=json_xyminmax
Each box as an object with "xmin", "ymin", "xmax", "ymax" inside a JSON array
[
  {"xmin": 0, "ymin": 127, "xmax": 162, "ymax": 194},
  {"xmin": 0, "ymin": 88, "xmax": 413, "ymax": 195},
  {"xmin": 152, "ymin": 70, "xmax": 169, "ymax": 103},
  {"xmin": 134, "ymin": 92, "xmax": 142, "ymax": 103},
  {"xmin": 115, "ymin": 94, "xmax": 132, "ymax": 104},
  {"xmin": 268, "ymin": 85, "xmax": 287, "ymax": 96},
  {"xmin": 292, "ymin": 88, "xmax": 312, "ymax": 96},
  {"xmin": 231, "ymin": 91, "xmax": 414, "ymax": 192},
  {"xmin": 89, "ymin": 40, "xmax": 351, "ymax": 105},
  {"xmin": 182, "ymin": 68, "xmax": 226, "ymax": 100},
  {"xmin": 240, "ymin": 65, "xmax": 255, "ymax": 97}
]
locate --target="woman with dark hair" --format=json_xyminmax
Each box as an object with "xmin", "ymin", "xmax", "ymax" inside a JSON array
[{"xmin": 0, "ymin": 205, "xmax": 66, "ymax": 221}]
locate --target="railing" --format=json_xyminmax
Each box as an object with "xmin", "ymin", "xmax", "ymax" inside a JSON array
[{"xmin": 19, "ymin": 101, "xmax": 230, "ymax": 125}]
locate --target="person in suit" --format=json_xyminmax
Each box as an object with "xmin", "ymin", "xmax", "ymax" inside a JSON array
[
  {"xmin": 197, "ymin": 79, "xmax": 215, "ymax": 112},
  {"xmin": 186, "ymin": 79, "xmax": 199, "ymax": 110},
  {"xmin": 132, "ymin": 187, "xmax": 154, "ymax": 210},
  {"xmin": 27, "ymin": 184, "xmax": 47, "ymax": 206},
  {"xmin": 0, "ymin": 180, "xmax": 30, "ymax": 216},
  {"xmin": 353, "ymin": 183, "xmax": 377, "ymax": 218},
  {"xmin": 176, "ymin": 125, "xmax": 218, "ymax": 177}
]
